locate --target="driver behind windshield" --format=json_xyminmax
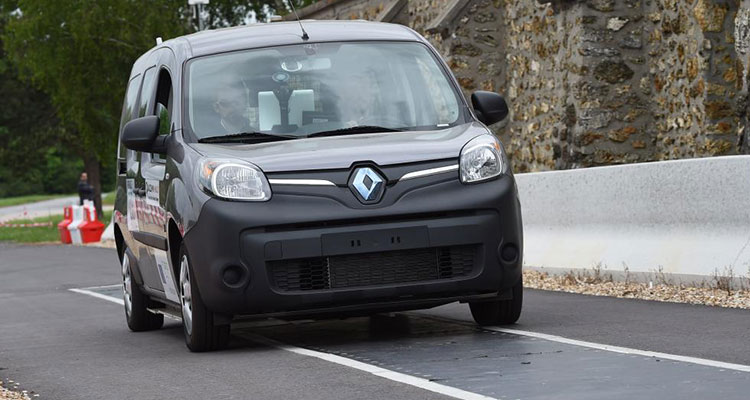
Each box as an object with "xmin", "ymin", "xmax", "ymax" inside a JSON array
[{"xmin": 213, "ymin": 84, "xmax": 253, "ymax": 134}]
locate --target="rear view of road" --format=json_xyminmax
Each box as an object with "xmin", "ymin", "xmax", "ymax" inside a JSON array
[{"xmin": 1, "ymin": 243, "xmax": 749, "ymax": 399}]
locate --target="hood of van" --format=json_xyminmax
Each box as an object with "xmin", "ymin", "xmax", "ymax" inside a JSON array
[{"xmin": 189, "ymin": 122, "xmax": 489, "ymax": 173}]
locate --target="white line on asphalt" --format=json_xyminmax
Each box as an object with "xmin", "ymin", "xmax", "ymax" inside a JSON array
[
  {"xmin": 417, "ymin": 314, "xmax": 750, "ymax": 373},
  {"xmin": 485, "ymin": 326, "xmax": 750, "ymax": 373},
  {"xmin": 70, "ymin": 287, "xmax": 497, "ymax": 400},
  {"xmin": 238, "ymin": 332, "xmax": 497, "ymax": 400},
  {"xmin": 413, "ymin": 314, "xmax": 750, "ymax": 373},
  {"xmin": 71, "ymin": 285, "xmax": 750, "ymax": 394},
  {"xmin": 75, "ymin": 284, "xmax": 121, "ymax": 290},
  {"xmin": 69, "ymin": 288, "xmax": 124, "ymax": 306}
]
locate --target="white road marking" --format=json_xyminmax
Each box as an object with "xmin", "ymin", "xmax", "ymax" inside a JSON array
[
  {"xmin": 74, "ymin": 283, "xmax": 121, "ymax": 291},
  {"xmin": 485, "ymin": 326, "xmax": 750, "ymax": 373},
  {"xmin": 72, "ymin": 285, "xmax": 750, "ymax": 399},
  {"xmin": 238, "ymin": 332, "xmax": 498, "ymax": 400},
  {"xmin": 414, "ymin": 313, "xmax": 750, "ymax": 373},
  {"xmin": 69, "ymin": 287, "xmax": 124, "ymax": 306},
  {"xmin": 71, "ymin": 286, "xmax": 497, "ymax": 400}
]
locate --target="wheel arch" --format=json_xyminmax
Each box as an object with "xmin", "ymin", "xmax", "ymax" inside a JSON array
[
  {"xmin": 168, "ymin": 218, "xmax": 183, "ymax": 280},
  {"xmin": 114, "ymin": 222, "xmax": 125, "ymax": 262}
]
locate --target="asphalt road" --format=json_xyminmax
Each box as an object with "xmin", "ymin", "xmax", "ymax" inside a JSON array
[{"xmin": 1, "ymin": 243, "xmax": 749, "ymax": 399}]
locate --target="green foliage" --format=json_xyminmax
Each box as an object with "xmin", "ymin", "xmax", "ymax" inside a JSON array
[
  {"xmin": 3, "ymin": 0, "xmax": 192, "ymax": 164},
  {"xmin": 101, "ymin": 190, "xmax": 116, "ymax": 206},
  {"xmin": 202, "ymin": 0, "xmax": 266, "ymax": 26},
  {"xmin": 202, "ymin": 0, "xmax": 316, "ymax": 24},
  {"xmin": 0, "ymin": 0, "xmax": 319, "ymax": 199},
  {"xmin": 0, "ymin": 0, "xmax": 92, "ymax": 197}
]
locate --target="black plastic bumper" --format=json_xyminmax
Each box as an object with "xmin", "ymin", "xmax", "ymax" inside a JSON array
[{"xmin": 182, "ymin": 173, "xmax": 523, "ymax": 317}]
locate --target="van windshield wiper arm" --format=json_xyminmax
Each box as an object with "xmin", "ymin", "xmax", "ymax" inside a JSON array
[
  {"xmin": 307, "ymin": 125, "xmax": 404, "ymax": 138},
  {"xmin": 198, "ymin": 131, "xmax": 296, "ymax": 144}
]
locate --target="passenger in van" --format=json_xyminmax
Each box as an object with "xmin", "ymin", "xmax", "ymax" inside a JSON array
[
  {"xmin": 212, "ymin": 84, "xmax": 253, "ymax": 134},
  {"xmin": 339, "ymin": 69, "xmax": 383, "ymax": 128}
]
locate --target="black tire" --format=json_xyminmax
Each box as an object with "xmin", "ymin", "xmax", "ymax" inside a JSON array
[
  {"xmin": 469, "ymin": 278, "xmax": 523, "ymax": 326},
  {"xmin": 178, "ymin": 244, "xmax": 230, "ymax": 352},
  {"xmin": 121, "ymin": 247, "xmax": 164, "ymax": 332}
]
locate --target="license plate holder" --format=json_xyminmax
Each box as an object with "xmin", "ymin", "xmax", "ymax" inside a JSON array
[{"xmin": 321, "ymin": 226, "xmax": 429, "ymax": 255}]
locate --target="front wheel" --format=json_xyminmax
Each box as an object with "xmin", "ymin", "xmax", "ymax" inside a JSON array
[
  {"xmin": 469, "ymin": 278, "xmax": 523, "ymax": 326},
  {"xmin": 179, "ymin": 245, "xmax": 230, "ymax": 352}
]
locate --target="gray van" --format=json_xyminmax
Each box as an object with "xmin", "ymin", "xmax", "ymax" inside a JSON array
[{"xmin": 114, "ymin": 20, "xmax": 523, "ymax": 352}]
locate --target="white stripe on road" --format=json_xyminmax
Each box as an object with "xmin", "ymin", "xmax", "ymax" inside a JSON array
[
  {"xmin": 71, "ymin": 284, "xmax": 750, "ymax": 400},
  {"xmin": 417, "ymin": 314, "xmax": 750, "ymax": 374},
  {"xmin": 74, "ymin": 283, "xmax": 121, "ymax": 291},
  {"xmin": 69, "ymin": 287, "xmax": 124, "ymax": 306},
  {"xmin": 238, "ymin": 332, "xmax": 497, "ymax": 400},
  {"xmin": 70, "ymin": 286, "xmax": 497, "ymax": 400},
  {"xmin": 486, "ymin": 326, "xmax": 750, "ymax": 373}
]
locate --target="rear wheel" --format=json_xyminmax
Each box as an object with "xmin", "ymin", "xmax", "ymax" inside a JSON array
[
  {"xmin": 179, "ymin": 245, "xmax": 230, "ymax": 352},
  {"xmin": 469, "ymin": 278, "xmax": 523, "ymax": 326},
  {"xmin": 121, "ymin": 247, "xmax": 164, "ymax": 331}
]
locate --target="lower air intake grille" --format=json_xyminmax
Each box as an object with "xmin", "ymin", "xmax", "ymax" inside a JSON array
[{"xmin": 270, "ymin": 245, "xmax": 476, "ymax": 292}]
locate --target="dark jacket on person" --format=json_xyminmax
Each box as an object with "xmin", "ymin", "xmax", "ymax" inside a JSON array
[{"xmin": 78, "ymin": 181, "xmax": 94, "ymax": 205}]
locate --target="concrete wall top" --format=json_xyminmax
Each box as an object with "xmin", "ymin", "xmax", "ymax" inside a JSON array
[{"xmin": 516, "ymin": 155, "xmax": 750, "ymax": 228}]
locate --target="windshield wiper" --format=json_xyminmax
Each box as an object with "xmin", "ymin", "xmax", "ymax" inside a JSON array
[
  {"xmin": 307, "ymin": 125, "xmax": 404, "ymax": 138},
  {"xmin": 198, "ymin": 131, "xmax": 296, "ymax": 144}
]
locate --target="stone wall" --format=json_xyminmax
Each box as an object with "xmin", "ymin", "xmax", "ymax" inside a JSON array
[
  {"xmin": 292, "ymin": 0, "xmax": 394, "ymax": 20},
  {"xmin": 646, "ymin": 0, "xmax": 741, "ymax": 161},
  {"xmin": 291, "ymin": 0, "xmax": 750, "ymax": 172},
  {"xmin": 735, "ymin": 0, "xmax": 750, "ymax": 153},
  {"xmin": 499, "ymin": 2, "xmax": 581, "ymax": 171},
  {"xmin": 570, "ymin": 1, "xmax": 652, "ymax": 168}
]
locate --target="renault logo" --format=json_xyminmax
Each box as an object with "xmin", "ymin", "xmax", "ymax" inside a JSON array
[{"xmin": 349, "ymin": 167, "xmax": 385, "ymax": 204}]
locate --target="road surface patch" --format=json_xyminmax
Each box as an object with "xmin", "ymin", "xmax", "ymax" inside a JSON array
[{"xmin": 71, "ymin": 284, "xmax": 750, "ymax": 400}]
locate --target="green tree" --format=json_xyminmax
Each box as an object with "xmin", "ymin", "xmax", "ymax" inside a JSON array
[
  {"xmin": 0, "ymin": 0, "xmax": 69, "ymax": 198},
  {"xmin": 3, "ymin": 0, "xmax": 190, "ymax": 214},
  {"xmin": 2, "ymin": 0, "xmax": 316, "ymax": 213}
]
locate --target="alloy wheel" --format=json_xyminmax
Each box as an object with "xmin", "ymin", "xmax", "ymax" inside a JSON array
[
  {"xmin": 179, "ymin": 255, "xmax": 193, "ymax": 336},
  {"xmin": 121, "ymin": 255, "xmax": 133, "ymax": 317}
]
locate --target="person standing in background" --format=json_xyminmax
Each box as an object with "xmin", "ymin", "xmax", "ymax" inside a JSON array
[{"xmin": 77, "ymin": 172, "xmax": 93, "ymax": 205}]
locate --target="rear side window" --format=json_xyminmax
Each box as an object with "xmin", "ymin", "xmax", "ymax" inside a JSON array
[{"xmin": 117, "ymin": 74, "xmax": 142, "ymax": 159}]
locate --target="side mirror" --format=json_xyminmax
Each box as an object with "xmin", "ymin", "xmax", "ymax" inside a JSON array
[
  {"xmin": 471, "ymin": 91, "xmax": 509, "ymax": 126},
  {"xmin": 121, "ymin": 116, "xmax": 166, "ymax": 154}
]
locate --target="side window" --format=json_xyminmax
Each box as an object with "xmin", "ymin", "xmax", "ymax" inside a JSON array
[
  {"xmin": 117, "ymin": 74, "xmax": 142, "ymax": 160},
  {"xmin": 155, "ymin": 69, "xmax": 173, "ymax": 136},
  {"xmin": 152, "ymin": 69, "xmax": 173, "ymax": 162},
  {"xmin": 138, "ymin": 67, "xmax": 157, "ymax": 117},
  {"xmin": 157, "ymin": 104, "xmax": 170, "ymax": 135}
]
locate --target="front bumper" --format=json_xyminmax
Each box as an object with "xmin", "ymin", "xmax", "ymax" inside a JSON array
[{"xmin": 183, "ymin": 170, "xmax": 523, "ymax": 317}]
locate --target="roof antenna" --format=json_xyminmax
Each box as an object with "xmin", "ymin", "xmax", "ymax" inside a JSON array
[{"xmin": 286, "ymin": 0, "xmax": 309, "ymax": 41}]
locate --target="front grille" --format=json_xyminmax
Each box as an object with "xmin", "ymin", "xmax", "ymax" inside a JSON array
[{"xmin": 270, "ymin": 245, "xmax": 477, "ymax": 292}]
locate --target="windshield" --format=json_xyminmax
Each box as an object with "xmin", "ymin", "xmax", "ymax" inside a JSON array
[{"xmin": 185, "ymin": 41, "xmax": 465, "ymax": 142}]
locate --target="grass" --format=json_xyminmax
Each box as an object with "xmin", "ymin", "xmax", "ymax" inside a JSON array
[
  {"xmin": 0, "ymin": 210, "xmax": 113, "ymax": 243},
  {"xmin": 101, "ymin": 190, "xmax": 116, "ymax": 206},
  {"xmin": 0, "ymin": 193, "xmax": 73, "ymax": 208}
]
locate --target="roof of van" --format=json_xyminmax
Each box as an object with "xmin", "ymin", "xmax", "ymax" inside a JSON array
[{"xmin": 172, "ymin": 20, "xmax": 424, "ymax": 58}]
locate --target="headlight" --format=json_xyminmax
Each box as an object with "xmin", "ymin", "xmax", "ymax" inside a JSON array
[
  {"xmin": 459, "ymin": 135, "xmax": 506, "ymax": 183},
  {"xmin": 197, "ymin": 158, "xmax": 271, "ymax": 201}
]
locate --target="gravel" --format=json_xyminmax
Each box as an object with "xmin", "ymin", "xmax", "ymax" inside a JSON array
[
  {"xmin": 524, "ymin": 270, "xmax": 750, "ymax": 309},
  {"xmin": 0, "ymin": 380, "xmax": 33, "ymax": 400}
]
